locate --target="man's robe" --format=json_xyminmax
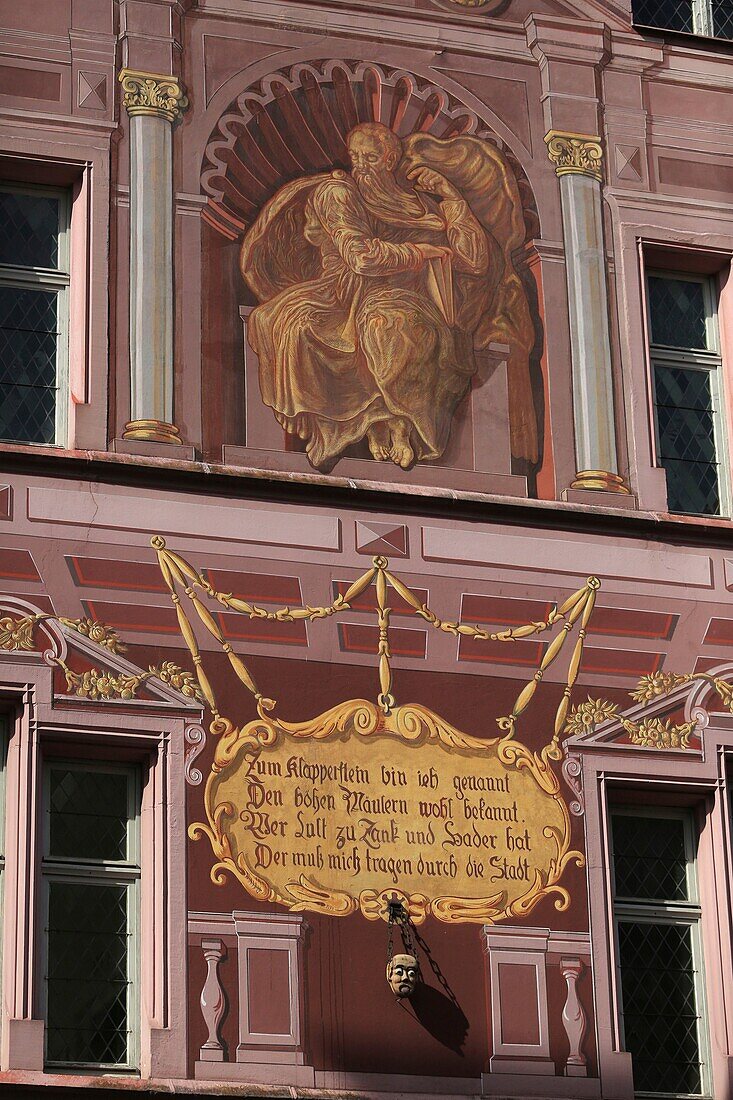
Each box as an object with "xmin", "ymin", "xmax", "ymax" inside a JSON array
[{"xmin": 244, "ymin": 171, "xmax": 498, "ymax": 471}]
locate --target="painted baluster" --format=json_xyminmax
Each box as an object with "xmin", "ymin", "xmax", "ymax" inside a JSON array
[
  {"xmin": 561, "ymin": 956, "xmax": 588, "ymax": 1077},
  {"xmin": 199, "ymin": 938, "xmax": 227, "ymax": 1061}
]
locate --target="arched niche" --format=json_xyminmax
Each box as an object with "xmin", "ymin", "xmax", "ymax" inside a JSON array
[{"xmin": 198, "ymin": 59, "xmax": 546, "ymax": 494}]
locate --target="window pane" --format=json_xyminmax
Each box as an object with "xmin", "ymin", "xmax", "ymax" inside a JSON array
[
  {"xmin": 0, "ymin": 285, "xmax": 58, "ymax": 444},
  {"xmin": 612, "ymin": 814, "xmax": 689, "ymax": 901},
  {"xmin": 633, "ymin": 0, "xmax": 694, "ymax": 31},
  {"xmin": 48, "ymin": 768, "xmax": 130, "ymax": 862},
  {"xmin": 649, "ymin": 276, "xmax": 708, "ymax": 349},
  {"xmin": 46, "ymin": 881, "xmax": 130, "ymax": 1065},
  {"xmin": 654, "ymin": 366, "xmax": 720, "ymax": 515},
  {"xmin": 618, "ymin": 921, "xmax": 703, "ymax": 1095},
  {"xmin": 0, "ymin": 191, "xmax": 59, "ymax": 269},
  {"xmin": 712, "ymin": 0, "xmax": 733, "ymax": 37}
]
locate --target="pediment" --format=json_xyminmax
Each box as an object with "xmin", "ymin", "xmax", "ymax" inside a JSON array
[
  {"xmin": 564, "ymin": 662, "xmax": 733, "ymax": 753},
  {"xmin": 0, "ymin": 594, "xmax": 202, "ymax": 713}
]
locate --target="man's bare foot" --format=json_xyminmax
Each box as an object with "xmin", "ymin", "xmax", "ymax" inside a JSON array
[
  {"xmin": 388, "ymin": 418, "xmax": 414, "ymax": 469},
  {"xmin": 367, "ymin": 421, "xmax": 391, "ymax": 461}
]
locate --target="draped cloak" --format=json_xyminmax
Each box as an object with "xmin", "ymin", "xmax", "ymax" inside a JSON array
[{"xmin": 240, "ymin": 134, "xmax": 538, "ymax": 471}]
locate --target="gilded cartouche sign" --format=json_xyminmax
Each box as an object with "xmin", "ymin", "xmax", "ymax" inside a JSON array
[{"xmin": 191, "ymin": 699, "xmax": 582, "ymax": 924}]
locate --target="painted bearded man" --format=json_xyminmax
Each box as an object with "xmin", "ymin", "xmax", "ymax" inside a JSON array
[{"xmin": 240, "ymin": 121, "xmax": 538, "ymax": 473}]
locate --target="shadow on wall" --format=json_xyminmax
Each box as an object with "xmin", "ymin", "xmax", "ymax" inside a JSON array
[{"xmin": 402, "ymin": 924, "xmax": 469, "ymax": 1054}]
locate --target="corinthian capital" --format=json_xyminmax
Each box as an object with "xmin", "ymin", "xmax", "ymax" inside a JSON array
[
  {"xmin": 119, "ymin": 69, "xmax": 188, "ymax": 123},
  {"xmin": 544, "ymin": 130, "xmax": 603, "ymax": 183}
]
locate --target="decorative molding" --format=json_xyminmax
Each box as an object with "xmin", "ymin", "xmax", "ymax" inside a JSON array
[
  {"xmin": 544, "ymin": 130, "xmax": 603, "ymax": 182},
  {"xmin": 571, "ymin": 469, "xmax": 630, "ymax": 494},
  {"xmin": 123, "ymin": 418, "xmax": 182, "ymax": 444},
  {"xmin": 561, "ymin": 750, "xmax": 584, "ymax": 817},
  {"xmin": 119, "ymin": 69, "xmax": 188, "ymax": 123}
]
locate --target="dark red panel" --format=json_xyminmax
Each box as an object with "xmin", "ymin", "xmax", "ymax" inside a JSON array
[
  {"xmin": 333, "ymin": 579, "xmax": 428, "ymax": 616},
  {"xmin": 11, "ymin": 593, "xmax": 55, "ymax": 615},
  {"xmin": 589, "ymin": 607, "xmax": 677, "ymax": 641},
  {"xmin": 460, "ymin": 594, "xmax": 553, "ymax": 626},
  {"xmin": 694, "ymin": 655, "xmax": 729, "ymax": 673},
  {"xmin": 704, "ymin": 618, "xmax": 733, "ymax": 647},
  {"xmin": 217, "ymin": 611, "xmax": 306, "ymax": 646},
  {"xmin": 82, "ymin": 599, "xmax": 180, "ymax": 635},
  {"xmin": 0, "ymin": 547, "xmax": 41, "ymax": 582},
  {"xmin": 338, "ymin": 622, "xmax": 426, "ymax": 658},
  {"xmin": 207, "ymin": 569, "xmax": 302, "ymax": 605},
  {"xmin": 70, "ymin": 558, "xmax": 303, "ymax": 610},
  {"xmin": 581, "ymin": 647, "xmax": 664, "ymax": 677},
  {"xmin": 458, "ymin": 634, "xmax": 544, "ymax": 667},
  {"xmin": 68, "ymin": 556, "xmax": 168, "ymax": 592}
]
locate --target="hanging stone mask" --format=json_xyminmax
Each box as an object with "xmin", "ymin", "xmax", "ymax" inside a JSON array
[{"xmin": 386, "ymin": 953, "xmax": 419, "ymax": 999}]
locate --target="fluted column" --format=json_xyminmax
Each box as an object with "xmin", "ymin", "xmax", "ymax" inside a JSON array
[
  {"xmin": 545, "ymin": 130, "xmax": 630, "ymax": 494},
  {"xmin": 119, "ymin": 69, "xmax": 187, "ymax": 443}
]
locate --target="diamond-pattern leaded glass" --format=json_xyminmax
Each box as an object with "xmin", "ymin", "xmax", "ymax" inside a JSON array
[
  {"xmin": 633, "ymin": 0, "xmax": 694, "ymax": 30},
  {"xmin": 48, "ymin": 767, "xmax": 130, "ymax": 862},
  {"xmin": 618, "ymin": 921, "xmax": 703, "ymax": 1096},
  {"xmin": 649, "ymin": 276, "xmax": 708, "ymax": 349},
  {"xmin": 46, "ymin": 881, "xmax": 130, "ymax": 1066},
  {"xmin": 0, "ymin": 284, "xmax": 58, "ymax": 444},
  {"xmin": 712, "ymin": 0, "xmax": 733, "ymax": 35},
  {"xmin": 612, "ymin": 814, "xmax": 689, "ymax": 901},
  {"xmin": 0, "ymin": 191, "xmax": 59, "ymax": 270},
  {"xmin": 654, "ymin": 365, "xmax": 720, "ymax": 515}
]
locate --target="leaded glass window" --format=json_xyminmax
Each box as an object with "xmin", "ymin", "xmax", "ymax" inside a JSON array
[
  {"xmin": 42, "ymin": 763, "xmax": 139, "ymax": 1070},
  {"xmin": 0, "ymin": 186, "xmax": 69, "ymax": 446},
  {"xmin": 611, "ymin": 809, "xmax": 709, "ymax": 1097},
  {"xmin": 633, "ymin": 0, "xmax": 733, "ymax": 39},
  {"xmin": 647, "ymin": 272, "xmax": 726, "ymax": 517}
]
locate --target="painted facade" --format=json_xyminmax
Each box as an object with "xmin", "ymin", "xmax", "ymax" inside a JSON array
[{"xmin": 1, "ymin": 0, "xmax": 733, "ymax": 1097}]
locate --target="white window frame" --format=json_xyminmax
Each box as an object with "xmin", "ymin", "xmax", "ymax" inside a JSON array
[
  {"xmin": 40, "ymin": 760, "xmax": 141, "ymax": 1073},
  {"xmin": 646, "ymin": 270, "xmax": 730, "ymax": 517},
  {"xmin": 0, "ymin": 183, "xmax": 70, "ymax": 448},
  {"xmin": 610, "ymin": 806, "xmax": 712, "ymax": 1099}
]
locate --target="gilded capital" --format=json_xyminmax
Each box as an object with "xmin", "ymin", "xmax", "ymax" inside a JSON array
[
  {"xmin": 119, "ymin": 69, "xmax": 188, "ymax": 123},
  {"xmin": 544, "ymin": 130, "xmax": 603, "ymax": 183}
]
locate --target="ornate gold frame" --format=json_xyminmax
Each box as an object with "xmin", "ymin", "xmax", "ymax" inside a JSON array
[{"xmin": 189, "ymin": 698, "xmax": 583, "ymax": 925}]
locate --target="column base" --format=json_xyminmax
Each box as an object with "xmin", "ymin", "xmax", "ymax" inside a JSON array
[
  {"xmin": 570, "ymin": 470, "xmax": 631, "ymax": 494},
  {"xmin": 123, "ymin": 418, "xmax": 182, "ymax": 444}
]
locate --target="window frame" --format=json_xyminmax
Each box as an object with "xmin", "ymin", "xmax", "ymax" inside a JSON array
[
  {"xmin": 609, "ymin": 805, "xmax": 712, "ymax": 1099},
  {"xmin": 0, "ymin": 182, "xmax": 71, "ymax": 449},
  {"xmin": 633, "ymin": 0, "xmax": 733, "ymax": 41},
  {"xmin": 39, "ymin": 760, "xmax": 142, "ymax": 1073},
  {"xmin": 646, "ymin": 269, "xmax": 730, "ymax": 518}
]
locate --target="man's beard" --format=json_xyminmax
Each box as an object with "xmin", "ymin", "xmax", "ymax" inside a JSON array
[{"xmin": 353, "ymin": 167, "xmax": 433, "ymax": 224}]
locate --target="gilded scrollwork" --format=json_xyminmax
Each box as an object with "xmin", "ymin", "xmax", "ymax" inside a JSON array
[
  {"xmin": 55, "ymin": 657, "xmax": 202, "ymax": 703},
  {"xmin": 564, "ymin": 668, "xmax": 733, "ymax": 750},
  {"xmin": 544, "ymin": 130, "xmax": 604, "ymax": 182},
  {"xmin": 119, "ymin": 68, "xmax": 188, "ymax": 123},
  {"xmin": 0, "ymin": 609, "xmax": 200, "ymax": 705}
]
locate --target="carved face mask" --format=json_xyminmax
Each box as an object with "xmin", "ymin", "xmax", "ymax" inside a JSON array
[{"xmin": 387, "ymin": 953, "xmax": 419, "ymax": 999}]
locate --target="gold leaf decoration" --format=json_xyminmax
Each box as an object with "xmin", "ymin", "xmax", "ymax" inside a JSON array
[
  {"xmin": 563, "ymin": 697, "xmax": 619, "ymax": 736},
  {"xmin": 623, "ymin": 717, "xmax": 696, "ymax": 751},
  {"xmin": 0, "ymin": 614, "xmax": 39, "ymax": 651},
  {"xmin": 59, "ymin": 616, "xmax": 127, "ymax": 654},
  {"xmin": 629, "ymin": 672, "xmax": 691, "ymax": 704}
]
